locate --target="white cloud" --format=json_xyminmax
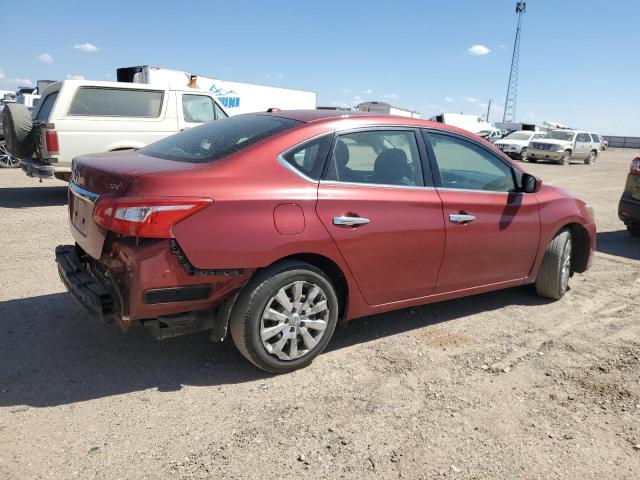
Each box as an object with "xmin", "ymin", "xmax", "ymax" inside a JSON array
[
  {"xmin": 462, "ymin": 96, "xmax": 479, "ymax": 103},
  {"xmin": 478, "ymin": 102, "xmax": 488, "ymax": 108},
  {"xmin": 467, "ymin": 44, "xmax": 491, "ymax": 56},
  {"xmin": 353, "ymin": 95, "xmax": 363, "ymax": 103},
  {"xmin": 66, "ymin": 74, "xmax": 85, "ymax": 80},
  {"xmin": 0, "ymin": 68, "xmax": 5, "ymax": 80},
  {"xmin": 444, "ymin": 96, "xmax": 454, "ymax": 102},
  {"xmin": 14, "ymin": 78, "xmax": 33, "ymax": 87},
  {"xmin": 37, "ymin": 53, "xmax": 54, "ymax": 64},
  {"xmin": 499, "ymin": 44, "xmax": 507, "ymax": 49},
  {"xmin": 362, "ymin": 88, "xmax": 372, "ymax": 95},
  {"xmin": 382, "ymin": 93, "xmax": 399, "ymax": 99},
  {"xmin": 74, "ymin": 42, "xmax": 99, "ymax": 53}
]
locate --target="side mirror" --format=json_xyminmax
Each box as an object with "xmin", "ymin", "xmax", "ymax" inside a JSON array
[{"xmin": 522, "ymin": 173, "xmax": 541, "ymax": 193}]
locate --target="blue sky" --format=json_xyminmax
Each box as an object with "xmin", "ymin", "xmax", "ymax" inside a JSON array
[{"xmin": 2, "ymin": 0, "xmax": 638, "ymax": 135}]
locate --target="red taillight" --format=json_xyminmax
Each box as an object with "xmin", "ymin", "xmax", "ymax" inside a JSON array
[
  {"xmin": 630, "ymin": 157, "xmax": 640, "ymax": 175},
  {"xmin": 93, "ymin": 197, "xmax": 213, "ymax": 238},
  {"xmin": 45, "ymin": 130, "xmax": 59, "ymax": 153}
]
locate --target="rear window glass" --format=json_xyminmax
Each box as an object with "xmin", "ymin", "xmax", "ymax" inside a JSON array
[
  {"xmin": 140, "ymin": 114, "xmax": 301, "ymax": 163},
  {"xmin": 69, "ymin": 87, "xmax": 163, "ymax": 117},
  {"xmin": 35, "ymin": 92, "xmax": 58, "ymax": 122}
]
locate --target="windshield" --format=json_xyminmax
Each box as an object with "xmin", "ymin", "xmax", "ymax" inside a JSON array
[
  {"xmin": 504, "ymin": 132, "xmax": 531, "ymax": 141},
  {"xmin": 140, "ymin": 114, "xmax": 301, "ymax": 163},
  {"xmin": 546, "ymin": 131, "xmax": 574, "ymax": 141}
]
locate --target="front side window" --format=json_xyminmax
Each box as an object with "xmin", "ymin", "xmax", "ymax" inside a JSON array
[
  {"xmin": 140, "ymin": 114, "xmax": 300, "ymax": 163},
  {"xmin": 69, "ymin": 87, "xmax": 163, "ymax": 117},
  {"xmin": 324, "ymin": 130, "xmax": 424, "ymax": 187},
  {"xmin": 427, "ymin": 132, "xmax": 516, "ymax": 192},
  {"xmin": 214, "ymin": 103, "xmax": 227, "ymax": 119},
  {"xmin": 590, "ymin": 134, "xmax": 600, "ymax": 143},
  {"xmin": 182, "ymin": 94, "xmax": 216, "ymax": 123},
  {"xmin": 577, "ymin": 133, "xmax": 590, "ymax": 142},
  {"xmin": 282, "ymin": 135, "xmax": 333, "ymax": 180}
]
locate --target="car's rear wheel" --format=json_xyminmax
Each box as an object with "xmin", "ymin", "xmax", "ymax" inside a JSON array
[
  {"xmin": 0, "ymin": 141, "xmax": 20, "ymax": 168},
  {"xmin": 584, "ymin": 150, "xmax": 597, "ymax": 165},
  {"xmin": 560, "ymin": 150, "xmax": 571, "ymax": 166},
  {"xmin": 229, "ymin": 260, "xmax": 339, "ymax": 373},
  {"xmin": 535, "ymin": 229, "xmax": 573, "ymax": 300},
  {"xmin": 627, "ymin": 223, "xmax": 640, "ymax": 237},
  {"xmin": 520, "ymin": 147, "xmax": 528, "ymax": 162}
]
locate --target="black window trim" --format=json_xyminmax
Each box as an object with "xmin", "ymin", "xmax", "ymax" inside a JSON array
[
  {"xmin": 67, "ymin": 86, "xmax": 165, "ymax": 118},
  {"xmin": 318, "ymin": 125, "xmax": 437, "ymax": 190},
  {"xmin": 422, "ymin": 128, "xmax": 523, "ymax": 195}
]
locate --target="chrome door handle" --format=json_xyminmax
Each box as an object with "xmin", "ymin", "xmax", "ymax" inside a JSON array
[
  {"xmin": 449, "ymin": 213, "xmax": 476, "ymax": 224},
  {"xmin": 333, "ymin": 216, "xmax": 370, "ymax": 227}
]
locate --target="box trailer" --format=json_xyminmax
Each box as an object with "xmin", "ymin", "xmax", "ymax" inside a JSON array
[
  {"xmin": 117, "ymin": 66, "xmax": 316, "ymax": 116},
  {"xmin": 430, "ymin": 113, "xmax": 494, "ymax": 134}
]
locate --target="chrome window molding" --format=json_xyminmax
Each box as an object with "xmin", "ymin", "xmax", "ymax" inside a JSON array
[
  {"xmin": 320, "ymin": 180, "xmax": 436, "ymax": 191},
  {"xmin": 277, "ymin": 154, "xmax": 319, "ymax": 184},
  {"xmin": 436, "ymin": 187, "xmax": 523, "ymax": 195}
]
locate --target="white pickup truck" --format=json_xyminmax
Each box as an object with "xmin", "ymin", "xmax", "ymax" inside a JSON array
[{"xmin": 2, "ymin": 80, "xmax": 228, "ymax": 181}]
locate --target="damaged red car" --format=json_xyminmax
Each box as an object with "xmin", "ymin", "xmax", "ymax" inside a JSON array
[{"xmin": 56, "ymin": 111, "xmax": 596, "ymax": 373}]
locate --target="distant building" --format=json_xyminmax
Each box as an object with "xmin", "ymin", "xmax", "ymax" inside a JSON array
[{"xmin": 356, "ymin": 101, "xmax": 420, "ymax": 119}]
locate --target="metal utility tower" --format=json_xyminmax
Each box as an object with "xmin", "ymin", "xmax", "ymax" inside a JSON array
[{"xmin": 502, "ymin": 1, "xmax": 526, "ymax": 123}]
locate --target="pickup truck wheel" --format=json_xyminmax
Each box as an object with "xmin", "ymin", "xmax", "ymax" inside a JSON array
[
  {"xmin": 520, "ymin": 147, "xmax": 528, "ymax": 161},
  {"xmin": 1, "ymin": 103, "xmax": 35, "ymax": 159},
  {"xmin": 0, "ymin": 141, "xmax": 20, "ymax": 168},
  {"xmin": 535, "ymin": 229, "xmax": 573, "ymax": 300},
  {"xmin": 561, "ymin": 150, "xmax": 571, "ymax": 166},
  {"xmin": 584, "ymin": 150, "xmax": 597, "ymax": 165},
  {"xmin": 229, "ymin": 260, "xmax": 339, "ymax": 373}
]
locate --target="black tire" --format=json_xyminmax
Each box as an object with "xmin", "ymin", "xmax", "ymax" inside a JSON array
[
  {"xmin": 2, "ymin": 103, "xmax": 34, "ymax": 159},
  {"xmin": 535, "ymin": 229, "xmax": 573, "ymax": 300},
  {"xmin": 560, "ymin": 150, "xmax": 571, "ymax": 166},
  {"xmin": 627, "ymin": 223, "xmax": 640, "ymax": 237},
  {"xmin": 584, "ymin": 150, "xmax": 597, "ymax": 165},
  {"xmin": 229, "ymin": 260, "xmax": 339, "ymax": 373}
]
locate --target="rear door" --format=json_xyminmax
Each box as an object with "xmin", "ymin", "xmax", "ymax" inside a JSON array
[
  {"xmin": 177, "ymin": 93, "xmax": 226, "ymax": 131},
  {"xmin": 423, "ymin": 130, "xmax": 540, "ymax": 293},
  {"xmin": 316, "ymin": 128, "xmax": 445, "ymax": 306},
  {"xmin": 576, "ymin": 133, "xmax": 590, "ymax": 158}
]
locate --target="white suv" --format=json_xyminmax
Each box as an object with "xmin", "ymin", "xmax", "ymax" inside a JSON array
[
  {"xmin": 2, "ymin": 80, "xmax": 227, "ymax": 181},
  {"xmin": 495, "ymin": 130, "xmax": 547, "ymax": 161},
  {"xmin": 528, "ymin": 130, "xmax": 599, "ymax": 166}
]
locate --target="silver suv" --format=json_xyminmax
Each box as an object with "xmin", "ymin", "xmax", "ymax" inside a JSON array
[{"xmin": 528, "ymin": 130, "xmax": 599, "ymax": 166}]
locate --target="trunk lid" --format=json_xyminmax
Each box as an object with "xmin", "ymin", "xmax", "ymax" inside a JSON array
[{"xmin": 69, "ymin": 150, "xmax": 205, "ymax": 259}]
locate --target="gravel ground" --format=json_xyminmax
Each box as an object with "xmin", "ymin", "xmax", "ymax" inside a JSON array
[{"xmin": 1, "ymin": 149, "xmax": 639, "ymax": 479}]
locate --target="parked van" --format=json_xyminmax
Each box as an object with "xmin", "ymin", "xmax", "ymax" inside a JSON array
[{"xmin": 2, "ymin": 80, "xmax": 228, "ymax": 181}]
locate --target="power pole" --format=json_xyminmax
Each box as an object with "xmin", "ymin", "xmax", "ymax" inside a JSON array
[
  {"xmin": 486, "ymin": 99, "xmax": 492, "ymax": 123},
  {"xmin": 502, "ymin": 1, "xmax": 526, "ymax": 123}
]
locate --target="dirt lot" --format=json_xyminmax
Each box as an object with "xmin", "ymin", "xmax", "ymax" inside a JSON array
[{"xmin": 1, "ymin": 149, "xmax": 639, "ymax": 479}]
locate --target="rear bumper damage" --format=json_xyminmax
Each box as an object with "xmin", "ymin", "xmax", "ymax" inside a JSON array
[{"xmin": 55, "ymin": 240, "xmax": 253, "ymax": 340}]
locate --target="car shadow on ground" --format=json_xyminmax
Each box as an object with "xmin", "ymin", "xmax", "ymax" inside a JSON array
[
  {"xmin": 0, "ymin": 286, "xmax": 550, "ymax": 408},
  {"xmin": 0, "ymin": 186, "xmax": 68, "ymax": 208},
  {"xmin": 597, "ymin": 230, "xmax": 640, "ymax": 261}
]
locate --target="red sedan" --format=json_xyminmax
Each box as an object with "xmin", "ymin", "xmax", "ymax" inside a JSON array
[{"xmin": 56, "ymin": 111, "xmax": 596, "ymax": 373}]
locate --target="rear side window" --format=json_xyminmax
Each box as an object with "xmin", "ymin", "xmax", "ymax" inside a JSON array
[
  {"xmin": 182, "ymin": 94, "xmax": 216, "ymax": 123},
  {"xmin": 69, "ymin": 87, "xmax": 163, "ymax": 117},
  {"xmin": 34, "ymin": 92, "xmax": 58, "ymax": 122},
  {"xmin": 591, "ymin": 134, "xmax": 600, "ymax": 142},
  {"xmin": 282, "ymin": 134, "xmax": 333, "ymax": 180},
  {"xmin": 324, "ymin": 130, "xmax": 424, "ymax": 187},
  {"xmin": 140, "ymin": 114, "xmax": 301, "ymax": 163}
]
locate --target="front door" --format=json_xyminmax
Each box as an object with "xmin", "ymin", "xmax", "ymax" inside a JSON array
[
  {"xmin": 316, "ymin": 129, "xmax": 445, "ymax": 306},
  {"xmin": 424, "ymin": 131, "xmax": 541, "ymax": 293}
]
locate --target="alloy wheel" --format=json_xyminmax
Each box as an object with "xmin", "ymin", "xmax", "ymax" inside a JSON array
[
  {"xmin": 562, "ymin": 151, "xmax": 571, "ymax": 166},
  {"xmin": 0, "ymin": 142, "xmax": 19, "ymax": 168},
  {"xmin": 520, "ymin": 148, "xmax": 528, "ymax": 161},
  {"xmin": 560, "ymin": 239, "xmax": 572, "ymax": 292},
  {"xmin": 260, "ymin": 281, "xmax": 329, "ymax": 361}
]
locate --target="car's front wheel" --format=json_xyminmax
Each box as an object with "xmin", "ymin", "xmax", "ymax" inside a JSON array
[
  {"xmin": 520, "ymin": 147, "xmax": 528, "ymax": 162},
  {"xmin": 535, "ymin": 229, "xmax": 573, "ymax": 300},
  {"xmin": 229, "ymin": 260, "xmax": 339, "ymax": 373},
  {"xmin": 560, "ymin": 150, "xmax": 572, "ymax": 166}
]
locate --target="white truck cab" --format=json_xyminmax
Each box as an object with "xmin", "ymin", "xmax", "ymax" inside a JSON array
[{"xmin": 16, "ymin": 80, "xmax": 227, "ymax": 181}]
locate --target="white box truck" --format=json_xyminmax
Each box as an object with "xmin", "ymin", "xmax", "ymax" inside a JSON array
[{"xmin": 117, "ymin": 66, "xmax": 317, "ymax": 115}]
